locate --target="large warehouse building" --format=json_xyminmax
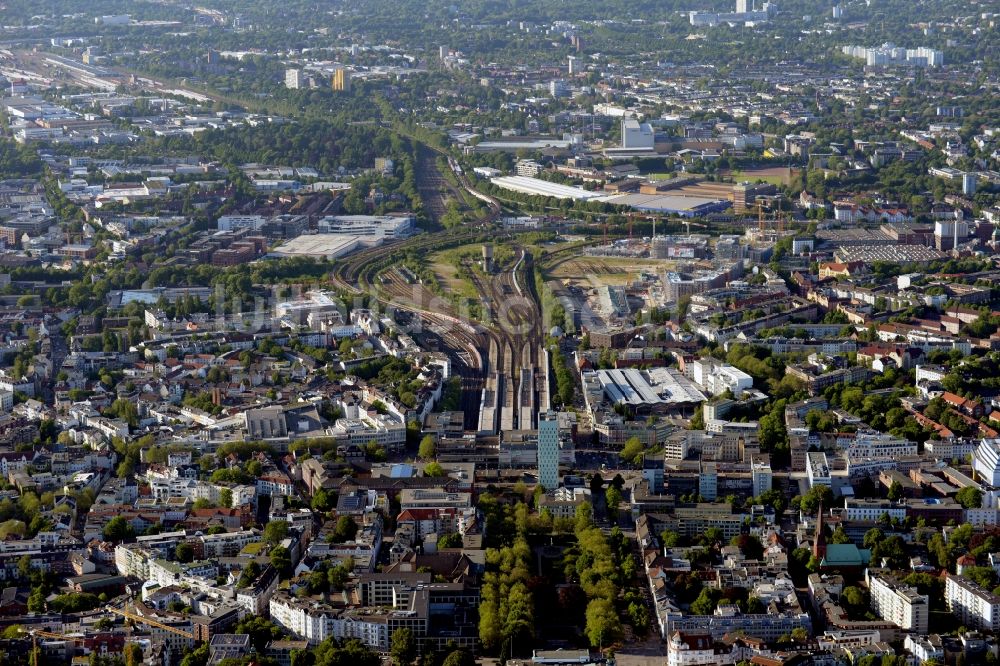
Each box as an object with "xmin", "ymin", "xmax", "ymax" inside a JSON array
[
  {"xmin": 582, "ymin": 367, "xmax": 706, "ymax": 415},
  {"xmin": 604, "ymin": 192, "xmax": 730, "ymax": 217},
  {"xmin": 490, "ymin": 175, "xmax": 608, "ymax": 201},
  {"xmin": 490, "ymin": 175, "xmax": 728, "ymax": 216}
]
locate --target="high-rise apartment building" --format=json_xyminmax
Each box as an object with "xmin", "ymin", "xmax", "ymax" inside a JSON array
[
  {"xmin": 285, "ymin": 69, "xmax": 303, "ymax": 90},
  {"xmin": 331, "ymin": 67, "xmax": 351, "ymax": 92}
]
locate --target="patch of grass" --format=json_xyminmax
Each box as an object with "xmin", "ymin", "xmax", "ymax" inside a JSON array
[{"xmin": 728, "ymin": 169, "xmax": 789, "ymax": 186}]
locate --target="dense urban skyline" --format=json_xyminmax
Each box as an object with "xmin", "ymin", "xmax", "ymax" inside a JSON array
[{"xmin": 0, "ymin": 1, "xmax": 996, "ymax": 666}]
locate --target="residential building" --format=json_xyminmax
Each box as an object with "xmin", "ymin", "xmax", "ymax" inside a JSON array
[
  {"xmin": 667, "ymin": 632, "xmax": 717, "ymax": 666},
  {"xmin": 945, "ymin": 574, "xmax": 1000, "ymax": 631},
  {"xmin": 868, "ymin": 573, "xmax": 928, "ymax": 633},
  {"xmin": 285, "ymin": 69, "xmax": 303, "ymax": 90}
]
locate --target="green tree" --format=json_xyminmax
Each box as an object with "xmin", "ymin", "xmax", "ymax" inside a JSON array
[
  {"xmin": 234, "ymin": 616, "xmax": 284, "ymax": 653},
  {"xmin": 700, "ymin": 527, "xmax": 725, "ymax": 547},
  {"xmin": 390, "ymin": 627, "xmax": 416, "ymax": 666},
  {"xmin": 331, "ymin": 516, "xmax": 358, "ymax": 542},
  {"xmin": 620, "ymin": 437, "xmax": 644, "ymax": 465},
  {"xmin": 270, "ymin": 545, "xmax": 293, "ymax": 579},
  {"xmin": 103, "ymin": 515, "xmax": 135, "ymax": 542},
  {"xmin": 962, "ymin": 566, "xmax": 998, "ymax": 590},
  {"xmin": 175, "ymin": 542, "xmax": 195, "ymax": 563},
  {"xmin": 424, "ymin": 462, "xmax": 446, "ymax": 477},
  {"xmin": 263, "ymin": 520, "xmax": 289, "ymax": 545},
  {"xmin": 956, "ymin": 486, "xmax": 984, "ymax": 509},
  {"xmin": 16, "ymin": 554, "xmax": 33, "ymax": 580},
  {"xmin": 124, "ymin": 644, "xmax": 143, "ymax": 666},
  {"xmin": 311, "ymin": 488, "xmax": 333, "ymax": 512},
  {"xmin": 418, "ymin": 435, "xmax": 436, "ymax": 460},
  {"xmin": 28, "ymin": 587, "xmax": 45, "ymax": 613},
  {"xmin": 584, "ymin": 598, "xmax": 622, "ymax": 648},
  {"xmin": 48, "ymin": 593, "xmax": 101, "ymax": 613},
  {"xmin": 799, "ymin": 485, "xmax": 833, "ymax": 514},
  {"xmin": 863, "ymin": 528, "xmax": 884, "ymax": 549},
  {"xmin": 605, "ymin": 486, "xmax": 623, "ymax": 517},
  {"xmin": 437, "ymin": 532, "xmax": 464, "ymax": 549},
  {"xmin": 441, "ymin": 650, "xmax": 476, "ymax": 666},
  {"xmin": 691, "ymin": 587, "xmax": 723, "ymax": 615},
  {"xmin": 830, "ymin": 526, "xmax": 851, "ymax": 544},
  {"xmin": 841, "ymin": 586, "xmax": 867, "ymax": 617}
]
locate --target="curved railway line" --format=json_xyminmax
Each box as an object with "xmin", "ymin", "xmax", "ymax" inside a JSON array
[
  {"xmin": 326, "ymin": 140, "xmax": 630, "ymax": 435},
  {"xmin": 329, "ymin": 229, "xmax": 598, "ymax": 434}
]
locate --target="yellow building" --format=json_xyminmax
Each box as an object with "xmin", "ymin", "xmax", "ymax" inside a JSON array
[{"xmin": 331, "ymin": 67, "xmax": 351, "ymax": 92}]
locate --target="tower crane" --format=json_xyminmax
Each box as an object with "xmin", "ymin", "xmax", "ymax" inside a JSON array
[{"xmin": 106, "ymin": 605, "xmax": 196, "ymax": 640}]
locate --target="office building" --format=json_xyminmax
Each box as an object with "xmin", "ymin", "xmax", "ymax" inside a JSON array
[
  {"xmin": 751, "ymin": 459, "xmax": 772, "ymax": 497},
  {"xmin": 698, "ymin": 462, "xmax": 717, "ymax": 501},
  {"xmin": 807, "ymin": 452, "xmax": 832, "ymax": 488},
  {"xmin": 736, "ymin": 0, "xmax": 750, "ymax": 13},
  {"xmin": 315, "ymin": 214, "xmax": 415, "ymax": 241},
  {"xmin": 537, "ymin": 411, "xmax": 560, "ymax": 490}
]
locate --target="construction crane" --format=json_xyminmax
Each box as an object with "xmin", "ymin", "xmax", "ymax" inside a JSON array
[
  {"xmin": 107, "ymin": 605, "xmax": 195, "ymax": 640},
  {"xmin": 20, "ymin": 628, "xmax": 84, "ymax": 662}
]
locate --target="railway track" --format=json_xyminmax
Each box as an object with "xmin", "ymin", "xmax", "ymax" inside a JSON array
[
  {"xmin": 416, "ymin": 144, "xmax": 455, "ymax": 223},
  {"xmin": 324, "ymin": 139, "xmax": 519, "ymax": 434}
]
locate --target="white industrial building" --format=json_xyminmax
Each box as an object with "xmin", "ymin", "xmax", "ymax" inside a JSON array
[
  {"xmin": 690, "ymin": 359, "xmax": 753, "ymax": 397},
  {"xmin": 583, "ymin": 368, "xmax": 707, "ymax": 413},
  {"xmin": 621, "ymin": 118, "xmax": 655, "ymax": 150},
  {"xmin": 490, "ymin": 175, "xmax": 608, "ymax": 201},
  {"xmin": 275, "ymin": 290, "xmax": 342, "ymax": 322}
]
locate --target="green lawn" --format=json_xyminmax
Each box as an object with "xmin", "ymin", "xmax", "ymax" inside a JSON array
[{"xmin": 728, "ymin": 170, "xmax": 789, "ymax": 185}]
